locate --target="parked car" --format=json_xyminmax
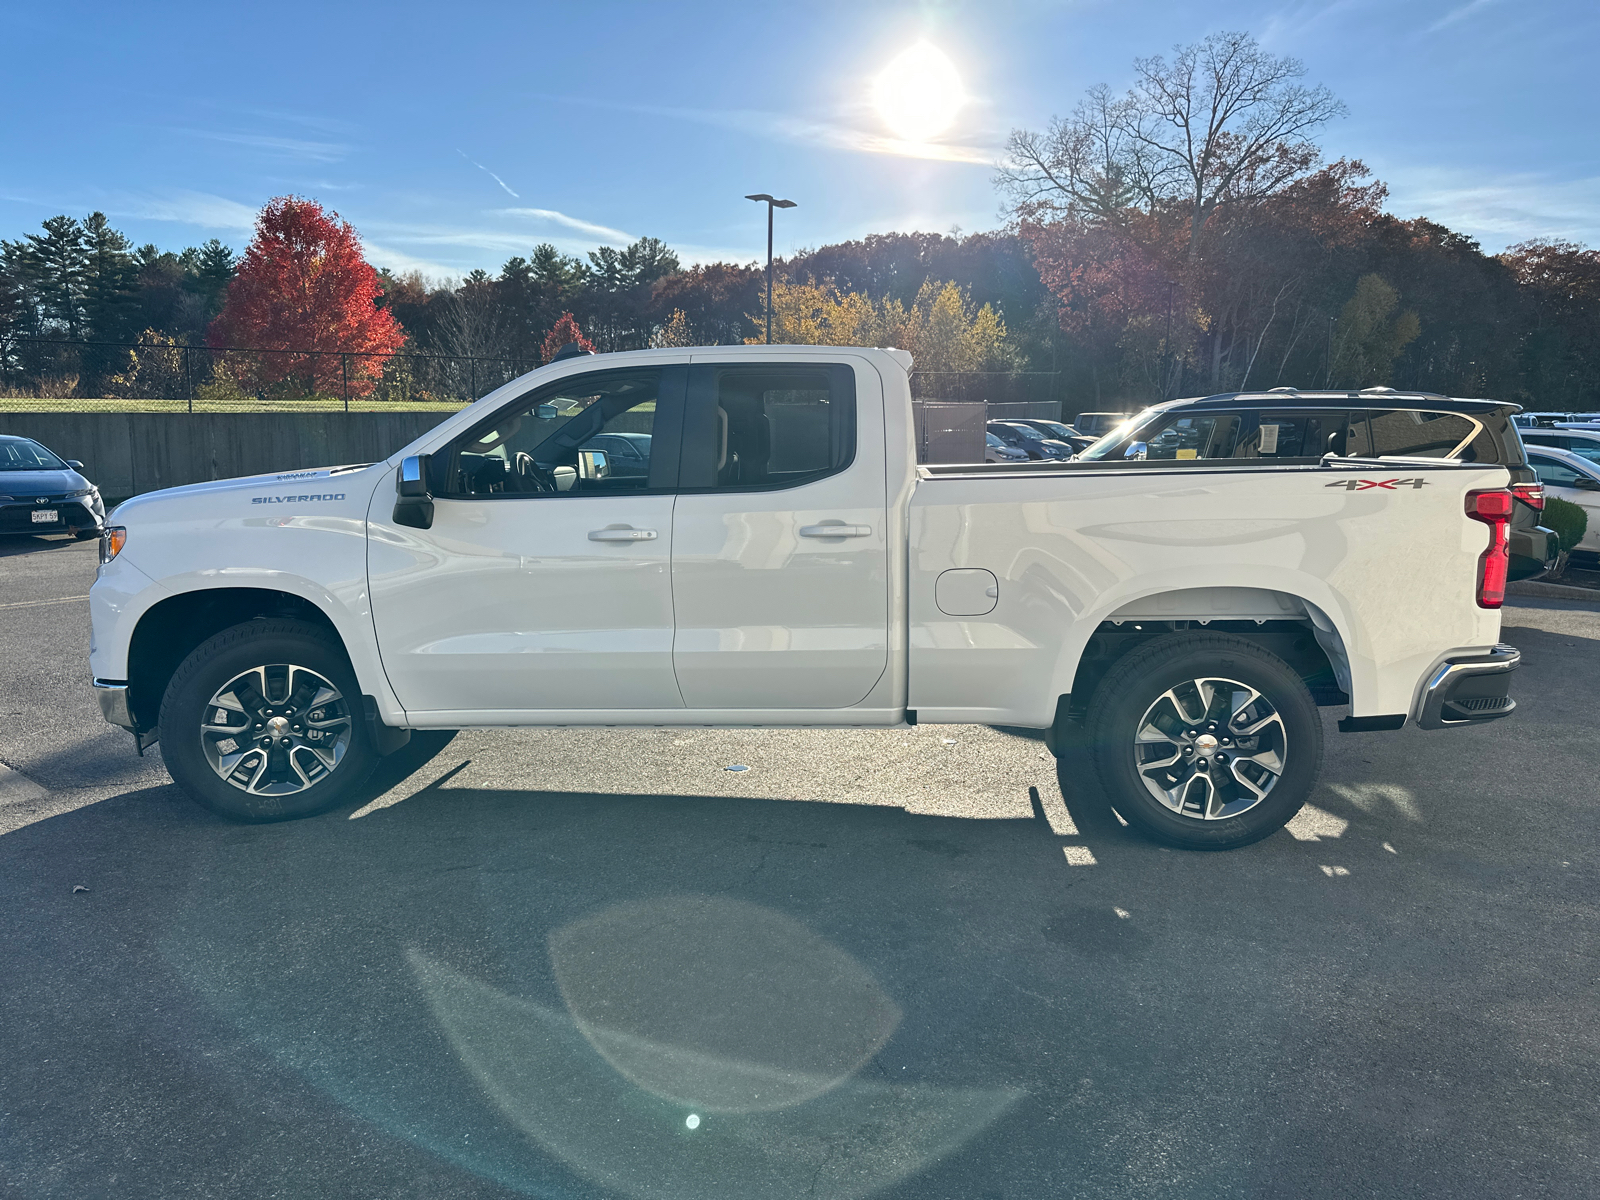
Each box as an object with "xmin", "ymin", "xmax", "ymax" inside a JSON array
[
  {"xmin": 1511, "ymin": 411, "xmax": 1600, "ymax": 428},
  {"xmin": 1072, "ymin": 411, "xmax": 1137, "ymax": 437},
  {"xmin": 984, "ymin": 432, "xmax": 1029, "ymax": 462},
  {"xmin": 986, "ymin": 420, "xmax": 1072, "ymax": 460},
  {"xmin": 1525, "ymin": 446, "xmax": 1600, "ymax": 553},
  {"xmin": 0, "ymin": 435, "xmax": 105, "ymax": 539},
  {"xmin": 93, "ymin": 351, "xmax": 1520, "ymax": 851},
  {"xmin": 1011, "ymin": 418, "xmax": 1098, "ymax": 457},
  {"xmin": 1520, "ymin": 426, "xmax": 1600, "ymax": 467},
  {"xmin": 1078, "ymin": 388, "xmax": 1555, "ymax": 581}
]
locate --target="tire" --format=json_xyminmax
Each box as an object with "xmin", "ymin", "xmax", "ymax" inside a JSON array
[
  {"xmin": 159, "ymin": 619, "xmax": 380, "ymax": 823},
  {"xmin": 1083, "ymin": 632, "xmax": 1323, "ymax": 850},
  {"xmin": 75, "ymin": 526, "xmax": 102, "ymax": 541}
]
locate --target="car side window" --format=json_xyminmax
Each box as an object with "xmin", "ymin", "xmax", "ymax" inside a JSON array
[
  {"xmin": 1232, "ymin": 411, "xmax": 1350, "ymax": 459},
  {"xmin": 1530, "ymin": 456, "xmax": 1583, "ymax": 487},
  {"xmin": 1130, "ymin": 414, "xmax": 1242, "ymax": 461},
  {"xmin": 678, "ymin": 364, "xmax": 856, "ymax": 490},
  {"xmin": 436, "ymin": 368, "xmax": 681, "ymax": 498}
]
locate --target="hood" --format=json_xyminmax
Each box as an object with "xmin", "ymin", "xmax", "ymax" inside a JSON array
[
  {"xmin": 0, "ymin": 467, "xmax": 90, "ymax": 497},
  {"xmin": 110, "ymin": 463, "xmax": 378, "ymax": 520}
]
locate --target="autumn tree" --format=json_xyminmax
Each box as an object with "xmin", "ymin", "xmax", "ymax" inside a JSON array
[
  {"xmin": 999, "ymin": 32, "xmax": 1345, "ymax": 261},
  {"xmin": 541, "ymin": 312, "xmax": 594, "ymax": 363},
  {"xmin": 209, "ymin": 196, "xmax": 405, "ymax": 397}
]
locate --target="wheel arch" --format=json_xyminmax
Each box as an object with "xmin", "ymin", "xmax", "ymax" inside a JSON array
[
  {"xmin": 1051, "ymin": 585, "xmax": 1355, "ymax": 729},
  {"xmin": 125, "ymin": 586, "xmax": 373, "ymax": 731}
]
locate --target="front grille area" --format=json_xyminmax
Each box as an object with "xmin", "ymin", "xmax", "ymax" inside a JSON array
[{"xmin": 0, "ymin": 502, "xmax": 94, "ymax": 533}]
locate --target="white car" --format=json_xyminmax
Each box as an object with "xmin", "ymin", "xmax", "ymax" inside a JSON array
[
  {"xmin": 984, "ymin": 432, "xmax": 1028, "ymax": 462},
  {"xmin": 1525, "ymin": 445, "xmax": 1600, "ymax": 553},
  {"xmin": 1520, "ymin": 425, "xmax": 1600, "ymax": 469},
  {"xmin": 90, "ymin": 352, "xmax": 1521, "ymax": 850}
]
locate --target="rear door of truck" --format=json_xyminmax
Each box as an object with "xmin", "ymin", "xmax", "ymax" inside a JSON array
[{"xmin": 668, "ymin": 356, "xmax": 890, "ymax": 709}]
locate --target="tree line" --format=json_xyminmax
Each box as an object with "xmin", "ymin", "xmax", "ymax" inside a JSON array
[{"xmin": 2, "ymin": 31, "xmax": 1596, "ymax": 411}]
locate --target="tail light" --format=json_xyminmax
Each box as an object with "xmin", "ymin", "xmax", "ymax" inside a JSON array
[
  {"xmin": 1465, "ymin": 490, "xmax": 1513, "ymax": 609},
  {"xmin": 1511, "ymin": 482, "xmax": 1545, "ymax": 511}
]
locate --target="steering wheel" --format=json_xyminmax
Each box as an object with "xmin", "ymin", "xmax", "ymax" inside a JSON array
[{"xmin": 513, "ymin": 451, "xmax": 557, "ymax": 494}]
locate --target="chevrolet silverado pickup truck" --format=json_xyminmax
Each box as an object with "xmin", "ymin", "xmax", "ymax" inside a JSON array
[{"xmin": 90, "ymin": 347, "xmax": 1520, "ymax": 849}]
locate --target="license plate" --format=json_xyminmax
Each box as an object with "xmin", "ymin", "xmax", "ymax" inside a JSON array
[{"xmin": 31, "ymin": 509, "xmax": 59, "ymax": 524}]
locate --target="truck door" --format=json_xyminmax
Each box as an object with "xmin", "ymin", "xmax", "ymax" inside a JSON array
[
  {"xmin": 368, "ymin": 365, "xmax": 687, "ymax": 717},
  {"xmin": 669, "ymin": 359, "xmax": 889, "ymax": 709}
]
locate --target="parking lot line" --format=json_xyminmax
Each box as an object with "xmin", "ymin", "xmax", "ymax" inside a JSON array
[{"xmin": 0, "ymin": 594, "xmax": 90, "ymax": 611}]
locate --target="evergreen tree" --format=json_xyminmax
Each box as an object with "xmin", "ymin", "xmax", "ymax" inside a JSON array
[
  {"xmin": 80, "ymin": 212, "xmax": 138, "ymax": 343},
  {"xmin": 18, "ymin": 215, "xmax": 87, "ymax": 338}
]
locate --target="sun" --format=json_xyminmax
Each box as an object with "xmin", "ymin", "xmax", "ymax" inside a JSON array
[{"xmin": 872, "ymin": 42, "xmax": 966, "ymax": 143}]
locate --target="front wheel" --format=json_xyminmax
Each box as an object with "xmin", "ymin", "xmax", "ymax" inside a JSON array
[
  {"xmin": 159, "ymin": 619, "xmax": 380, "ymax": 822},
  {"xmin": 1084, "ymin": 633, "xmax": 1324, "ymax": 850}
]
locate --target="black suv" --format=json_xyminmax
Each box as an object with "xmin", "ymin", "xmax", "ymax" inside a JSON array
[{"xmin": 1076, "ymin": 388, "xmax": 1555, "ymax": 580}]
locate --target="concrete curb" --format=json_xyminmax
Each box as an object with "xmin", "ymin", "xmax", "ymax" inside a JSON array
[{"xmin": 1508, "ymin": 579, "xmax": 1600, "ymax": 604}]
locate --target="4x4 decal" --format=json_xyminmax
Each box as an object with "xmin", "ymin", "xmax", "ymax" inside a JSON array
[{"xmin": 1325, "ymin": 477, "xmax": 1431, "ymax": 491}]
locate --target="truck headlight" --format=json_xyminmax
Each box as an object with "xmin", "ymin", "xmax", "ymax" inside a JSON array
[{"xmin": 100, "ymin": 526, "xmax": 127, "ymax": 564}]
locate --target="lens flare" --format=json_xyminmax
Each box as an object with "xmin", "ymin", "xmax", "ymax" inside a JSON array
[{"xmin": 872, "ymin": 42, "xmax": 966, "ymax": 142}]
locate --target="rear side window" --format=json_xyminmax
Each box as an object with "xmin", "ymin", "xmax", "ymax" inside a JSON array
[
  {"xmin": 1351, "ymin": 410, "xmax": 1480, "ymax": 459},
  {"xmin": 1234, "ymin": 412, "xmax": 1349, "ymax": 459},
  {"xmin": 679, "ymin": 364, "xmax": 856, "ymax": 490}
]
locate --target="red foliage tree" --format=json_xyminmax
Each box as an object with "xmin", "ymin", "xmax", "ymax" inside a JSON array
[
  {"xmin": 208, "ymin": 196, "xmax": 405, "ymax": 397},
  {"xmin": 540, "ymin": 312, "xmax": 594, "ymax": 364}
]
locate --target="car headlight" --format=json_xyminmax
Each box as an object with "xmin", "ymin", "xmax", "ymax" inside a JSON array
[
  {"xmin": 66, "ymin": 487, "xmax": 94, "ymax": 499},
  {"xmin": 100, "ymin": 526, "xmax": 127, "ymax": 564}
]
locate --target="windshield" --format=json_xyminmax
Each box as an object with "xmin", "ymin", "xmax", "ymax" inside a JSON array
[
  {"xmin": 0, "ymin": 439, "xmax": 66, "ymax": 471},
  {"xmin": 1034, "ymin": 421, "xmax": 1076, "ymax": 439},
  {"xmin": 1005, "ymin": 424, "xmax": 1046, "ymax": 442},
  {"xmin": 1077, "ymin": 408, "xmax": 1161, "ymax": 460}
]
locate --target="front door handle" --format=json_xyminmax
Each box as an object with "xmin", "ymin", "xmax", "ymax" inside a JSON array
[
  {"xmin": 799, "ymin": 524, "xmax": 872, "ymax": 538},
  {"xmin": 588, "ymin": 527, "xmax": 658, "ymax": 541}
]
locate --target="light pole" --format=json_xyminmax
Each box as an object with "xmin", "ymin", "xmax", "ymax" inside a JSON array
[
  {"xmin": 745, "ymin": 193, "xmax": 796, "ymax": 344},
  {"xmin": 1163, "ymin": 279, "xmax": 1177, "ymax": 401}
]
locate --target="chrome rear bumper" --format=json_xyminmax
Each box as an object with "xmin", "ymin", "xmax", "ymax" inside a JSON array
[{"xmin": 1416, "ymin": 644, "xmax": 1519, "ymax": 730}]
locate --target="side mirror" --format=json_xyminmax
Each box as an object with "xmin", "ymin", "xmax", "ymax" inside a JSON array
[
  {"xmin": 535, "ymin": 403, "xmax": 558, "ymax": 419},
  {"xmin": 578, "ymin": 448, "xmax": 610, "ymax": 481},
  {"xmin": 1124, "ymin": 441, "xmax": 1148, "ymax": 461},
  {"xmin": 67, "ymin": 459, "xmax": 85, "ymax": 472},
  {"xmin": 393, "ymin": 454, "xmax": 434, "ymax": 529}
]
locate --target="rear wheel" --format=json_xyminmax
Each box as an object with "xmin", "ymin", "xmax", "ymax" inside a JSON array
[
  {"xmin": 159, "ymin": 619, "xmax": 379, "ymax": 822},
  {"xmin": 1083, "ymin": 633, "xmax": 1323, "ymax": 850}
]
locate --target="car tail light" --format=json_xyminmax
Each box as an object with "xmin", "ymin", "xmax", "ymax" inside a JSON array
[
  {"xmin": 99, "ymin": 526, "xmax": 126, "ymax": 565},
  {"xmin": 1465, "ymin": 490, "xmax": 1513, "ymax": 609},
  {"xmin": 1511, "ymin": 482, "xmax": 1545, "ymax": 511}
]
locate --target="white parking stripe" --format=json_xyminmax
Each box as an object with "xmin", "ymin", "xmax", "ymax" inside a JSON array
[{"xmin": 0, "ymin": 595, "xmax": 90, "ymax": 611}]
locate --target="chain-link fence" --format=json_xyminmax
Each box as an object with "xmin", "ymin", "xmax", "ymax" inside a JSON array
[
  {"xmin": 1, "ymin": 338, "xmax": 1067, "ymax": 416},
  {"xmin": 0, "ymin": 338, "xmax": 529, "ymax": 412}
]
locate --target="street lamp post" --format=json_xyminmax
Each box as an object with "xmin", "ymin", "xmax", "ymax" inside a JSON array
[{"xmin": 745, "ymin": 193, "xmax": 796, "ymax": 344}]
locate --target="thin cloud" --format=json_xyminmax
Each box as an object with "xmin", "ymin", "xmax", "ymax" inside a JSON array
[
  {"xmin": 177, "ymin": 129, "xmax": 350, "ymax": 163},
  {"xmin": 361, "ymin": 241, "xmax": 462, "ymax": 279},
  {"xmin": 537, "ymin": 94, "xmax": 996, "ymax": 165},
  {"xmin": 457, "ymin": 150, "xmax": 520, "ymax": 199},
  {"xmin": 1428, "ymin": 0, "xmax": 1501, "ymax": 32},
  {"xmin": 1385, "ymin": 166, "xmax": 1600, "ymax": 249},
  {"xmin": 497, "ymin": 208, "xmax": 634, "ymax": 243}
]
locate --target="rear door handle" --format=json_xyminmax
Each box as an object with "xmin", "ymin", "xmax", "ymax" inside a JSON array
[
  {"xmin": 799, "ymin": 524, "xmax": 872, "ymax": 538},
  {"xmin": 588, "ymin": 527, "xmax": 658, "ymax": 541}
]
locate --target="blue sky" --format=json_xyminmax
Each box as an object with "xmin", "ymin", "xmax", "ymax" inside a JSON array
[{"xmin": 3, "ymin": 0, "xmax": 1595, "ymax": 278}]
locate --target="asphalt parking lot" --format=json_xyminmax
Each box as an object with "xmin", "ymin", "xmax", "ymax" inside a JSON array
[{"xmin": 2, "ymin": 531, "xmax": 1596, "ymax": 1199}]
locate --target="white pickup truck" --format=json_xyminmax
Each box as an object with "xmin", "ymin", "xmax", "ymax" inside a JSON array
[{"xmin": 90, "ymin": 346, "xmax": 1520, "ymax": 849}]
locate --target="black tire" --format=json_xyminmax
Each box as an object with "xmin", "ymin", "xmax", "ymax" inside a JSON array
[
  {"xmin": 75, "ymin": 526, "xmax": 102, "ymax": 541},
  {"xmin": 159, "ymin": 619, "xmax": 379, "ymax": 823},
  {"xmin": 1083, "ymin": 632, "xmax": 1323, "ymax": 850}
]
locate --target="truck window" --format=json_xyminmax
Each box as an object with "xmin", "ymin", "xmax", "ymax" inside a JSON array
[
  {"xmin": 1084, "ymin": 413, "xmax": 1242, "ymax": 461},
  {"xmin": 437, "ymin": 368, "xmax": 669, "ymax": 497},
  {"xmin": 679, "ymin": 364, "xmax": 856, "ymax": 490},
  {"xmin": 1232, "ymin": 411, "xmax": 1351, "ymax": 459}
]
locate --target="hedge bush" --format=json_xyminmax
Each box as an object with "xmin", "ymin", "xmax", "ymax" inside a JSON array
[{"xmin": 1545, "ymin": 496, "xmax": 1588, "ymax": 553}]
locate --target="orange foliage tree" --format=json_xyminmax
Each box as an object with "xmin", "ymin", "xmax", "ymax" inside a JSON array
[
  {"xmin": 540, "ymin": 312, "xmax": 594, "ymax": 364},
  {"xmin": 208, "ymin": 196, "xmax": 405, "ymax": 396}
]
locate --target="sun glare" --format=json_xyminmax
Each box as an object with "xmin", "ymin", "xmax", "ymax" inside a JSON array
[{"xmin": 872, "ymin": 42, "xmax": 966, "ymax": 143}]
